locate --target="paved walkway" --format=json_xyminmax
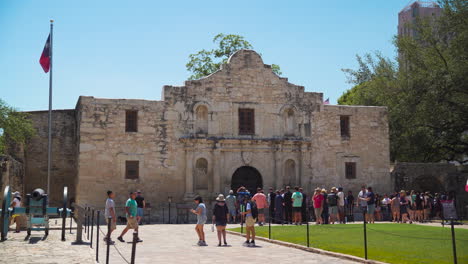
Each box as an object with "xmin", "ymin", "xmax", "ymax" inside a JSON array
[
  {"xmin": 93, "ymin": 224, "xmax": 357, "ymax": 264},
  {"xmin": 0, "ymin": 227, "xmax": 95, "ymax": 264}
]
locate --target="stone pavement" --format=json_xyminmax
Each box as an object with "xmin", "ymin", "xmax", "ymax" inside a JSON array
[
  {"xmin": 92, "ymin": 224, "xmax": 358, "ymax": 264},
  {"xmin": 0, "ymin": 227, "xmax": 95, "ymax": 264}
]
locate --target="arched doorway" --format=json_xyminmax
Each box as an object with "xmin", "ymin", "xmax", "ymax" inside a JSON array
[{"xmin": 231, "ymin": 166, "xmax": 263, "ymax": 194}]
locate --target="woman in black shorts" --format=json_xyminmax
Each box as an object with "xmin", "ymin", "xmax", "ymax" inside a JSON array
[
  {"xmin": 213, "ymin": 194, "xmax": 229, "ymax": 246},
  {"xmin": 399, "ymin": 191, "xmax": 411, "ymax": 223}
]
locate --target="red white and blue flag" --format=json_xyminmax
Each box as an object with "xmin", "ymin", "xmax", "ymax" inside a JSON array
[
  {"xmin": 39, "ymin": 34, "xmax": 51, "ymax": 73},
  {"xmin": 323, "ymin": 98, "xmax": 330, "ymax": 105}
]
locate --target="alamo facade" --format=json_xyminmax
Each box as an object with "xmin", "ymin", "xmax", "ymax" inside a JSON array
[{"xmin": 11, "ymin": 50, "xmax": 391, "ymax": 207}]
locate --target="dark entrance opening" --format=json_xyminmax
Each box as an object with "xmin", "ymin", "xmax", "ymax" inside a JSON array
[{"xmin": 231, "ymin": 166, "xmax": 263, "ymax": 194}]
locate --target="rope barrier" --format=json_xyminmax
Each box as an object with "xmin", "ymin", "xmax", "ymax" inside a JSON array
[
  {"xmin": 97, "ymin": 225, "xmax": 131, "ymax": 264},
  {"xmin": 366, "ymin": 226, "xmax": 468, "ymax": 241}
]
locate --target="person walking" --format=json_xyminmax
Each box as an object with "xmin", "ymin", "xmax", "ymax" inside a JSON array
[
  {"xmin": 283, "ymin": 186, "xmax": 293, "ymax": 224},
  {"xmin": 117, "ymin": 192, "xmax": 143, "ymax": 243},
  {"xmin": 291, "ymin": 186, "xmax": 303, "ymax": 225},
  {"xmin": 300, "ymin": 188, "xmax": 308, "ymax": 223},
  {"xmin": 191, "ymin": 196, "xmax": 207, "ymax": 246},
  {"xmin": 365, "ymin": 187, "xmax": 376, "ymax": 224},
  {"xmin": 240, "ymin": 195, "xmax": 256, "ymax": 247},
  {"xmin": 399, "ymin": 191, "xmax": 411, "ymax": 223},
  {"xmin": 10, "ymin": 192, "xmax": 22, "ymax": 233},
  {"xmin": 390, "ymin": 194, "xmax": 401, "ymax": 223},
  {"xmin": 358, "ymin": 185, "xmax": 368, "ymax": 223},
  {"xmin": 267, "ymin": 187, "xmax": 276, "ymax": 224},
  {"xmin": 274, "ymin": 190, "xmax": 284, "ymax": 224},
  {"xmin": 327, "ymin": 187, "xmax": 339, "ymax": 224},
  {"xmin": 252, "ymin": 188, "xmax": 267, "ymax": 226},
  {"xmin": 104, "ymin": 190, "xmax": 117, "ymax": 244},
  {"xmin": 212, "ymin": 194, "xmax": 229, "ymax": 246},
  {"xmin": 337, "ymin": 187, "xmax": 345, "ymax": 223},
  {"xmin": 135, "ymin": 190, "xmax": 145, "ymax": 225},
  {"xmin": 225, "ymin": 190, "xmax": 237, "ymax": 224},
  {"xmin": 312, "ymin": 188, "xmax": 324, "ymax": 224}
]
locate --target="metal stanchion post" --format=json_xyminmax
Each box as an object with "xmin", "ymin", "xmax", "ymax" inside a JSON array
[
  {"xmin": 306, "ymin": 217, "xmax": 310, "ymax": 247},
  {"xmin": 268, "ymin": 216, "xmax": 271, "ymax": 240},
  {"xmin": 96, "ymin": 211, "xmax": 100, "ymax": 263},
  {"xmin": 90, "ymin": 209, "xmax": 94, "ymax": 248},
  {"xmin": 451, "ymin": 219, "xmax": 458, "ymax": 264},
  {"xmin": 84, "ymin": 207, "xmax": 87, "ymax": 234},
  {"xmin": 363, "ymin": 211, "xmax": 368, "ymax": 260},
  {"xmin": 106, "ymin": 217, "xmax": 111, "ymax": 264},
  {"xmin": 87, "ymin": 208, "xmax": 90, "ymax": 240},
  {"xmin": 131, "ymin": 231, "xmax": 138, "ymax": 264},
  {"xmin": 70, "ymin": 212, "xmax": 73, "ymax": 234}
]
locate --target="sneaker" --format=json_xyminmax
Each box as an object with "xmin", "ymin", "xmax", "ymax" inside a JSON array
[
  {"xmin": 137, "ymin": 238, "xmax": 143, "ymax": 243},
  {"xmin": 117, "ymin": 236, "xmax": 125, "ymax": 243},
  {"xmin": 250, "ymin": 240, "xmax": 255, "ymax": 247},
  {"xmin": 197, "ymin": 240, "xmax": 202, "ymax": 246},
  {"xmin": 243, "ymin": 241, "xmax": 250, "ymax": 247},
  {"xmin": 224, "ymin": 241, "xmax": 228, "ymax": 246},
  {"xmin": 218, "ymin": 242, "xmax": 222, "ymax": 247},
  {"xmin": 201, "ymin": 241, "xmax": 208, "ymax": 246}
]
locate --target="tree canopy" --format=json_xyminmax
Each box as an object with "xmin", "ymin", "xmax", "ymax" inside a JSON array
[
  {"xmin": 186, "ymin": 33, "xmax": 282, "ymax": 80},
  {"xmin": 338, "ymin": 0, "xmax": 468, "ymax": 163},
  {"xmin": 0, "ymin": 99, "xmax": 34, "ymax": 155}
]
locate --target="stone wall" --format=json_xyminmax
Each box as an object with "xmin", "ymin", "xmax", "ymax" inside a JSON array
[
  {"xmin": 20, "ymin": 110, "xmax": 78, "ymax": 206},
  {"xmin": 0, "ymin": 155, "xmax": 25, "ymax": 206}
]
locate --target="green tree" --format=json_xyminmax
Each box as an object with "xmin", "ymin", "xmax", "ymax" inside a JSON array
[
  {"xmin": 0, "ymin": 99, "xmax": 34, "ymax": 154},
  {"xmin": 186, "ymin": 33, "xmax": 282, "ymax": 80},
  {"xmin": 338, "ymin": 0, "xmax": 468, "ymax": 163}
]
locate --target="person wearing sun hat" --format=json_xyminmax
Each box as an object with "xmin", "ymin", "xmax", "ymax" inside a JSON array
[
  {"xmin": 212, "ymin": 194, "xmax": 229, "ymax": 246},
  {"xmin": 10, "ymin": 191, "xmax": 22, "ymax": 233}
]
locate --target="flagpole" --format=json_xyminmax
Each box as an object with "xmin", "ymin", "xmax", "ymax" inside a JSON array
[{"xmin": 47, "ymin": 19, "xmax": 54, "ymax": 196}]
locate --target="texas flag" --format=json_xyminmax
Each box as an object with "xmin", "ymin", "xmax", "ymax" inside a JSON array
[{"xmin": 39, "ymin": 34, "xmax": 51, "ymax": 73}]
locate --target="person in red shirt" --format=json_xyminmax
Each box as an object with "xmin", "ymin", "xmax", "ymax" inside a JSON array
[
  {"xmin": 252, "ymin": 188, "xmax": 267, "ymax": 226},
  {"xmin": 312, "ymin": 188, "xmax": 325, "ymax": 224}
]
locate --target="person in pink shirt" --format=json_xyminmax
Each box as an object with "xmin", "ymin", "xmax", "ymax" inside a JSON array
[
  {"xmin": 252, "ymin": 188, "xmax": 267, "ymax": 226},
  {"xmin": 312, "ymin": 188, "xmax": 325, "ymax": 224}
]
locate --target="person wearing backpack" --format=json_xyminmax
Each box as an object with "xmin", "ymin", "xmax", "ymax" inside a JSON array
[
  {"xmin": 240, "ymin": 195, "xmax": 257, "ymax": 247},
  {"xmin": 327, "ymin": 187, "xmax": 339, "ymax": 224}
]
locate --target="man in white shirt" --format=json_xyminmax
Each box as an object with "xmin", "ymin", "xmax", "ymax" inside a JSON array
[
  {"xmin": 104, "ymin": 190, "xmax": 117, "ymax": 244},
  {"xmin": 337, "ymin": 187, "xmax": 345, "ymax": 224},
  {"xmin": 358, "ymin": 185, "xmax": 368, "ymax": 222}
]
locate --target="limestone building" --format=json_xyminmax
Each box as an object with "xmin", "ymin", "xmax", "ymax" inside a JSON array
[{"xmin": 14, "ymin": 50, "xmax": 390, "ymax": 207}]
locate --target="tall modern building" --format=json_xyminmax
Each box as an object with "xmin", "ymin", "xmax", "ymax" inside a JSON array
[{"xmin": 398, "ymin": 1, "xmax": 442, "ymax": 38}]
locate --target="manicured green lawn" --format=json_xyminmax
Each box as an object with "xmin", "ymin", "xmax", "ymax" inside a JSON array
[{"xmin": 230, "ymin": 224, "xmax": 468, "ymax": 264}]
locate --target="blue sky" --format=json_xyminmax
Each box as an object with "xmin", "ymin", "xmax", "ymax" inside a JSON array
[{"xmin": 0, "ymin": 0, "xmax": 411, "ymax": 111}]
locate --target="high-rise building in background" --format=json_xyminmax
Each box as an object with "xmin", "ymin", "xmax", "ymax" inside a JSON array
[{"xmin": 398, "ymin": 1, "xmax": 441, "ymax": 38}]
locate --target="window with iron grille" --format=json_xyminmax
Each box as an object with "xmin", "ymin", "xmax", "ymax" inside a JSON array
[
  {"xmin": 239, "ymin": 108, "xmax": 255, "ymax": 135},
  {"xmin": 125, "ymin": 160, "xmax": 139, "ymax": 179},
  {"xmin": 345, "ymin": 162, "xmax": 356, "ymax": 179},
  {"xmin": 340, "ymin": 115, "xmax": 350, "ymax": 138},
  {"xmin": 125, "ymin": 110, "xmax": 138, "ymax": 132}
]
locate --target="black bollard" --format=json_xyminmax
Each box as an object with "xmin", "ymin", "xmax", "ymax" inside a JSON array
[
  {"xmin": 96, "ymin": 211, "xmax": 100, "ymax": 262},
  {"xmin": 90, "ymin": 209, "xmax": 94, "ymax": 248},
  {"xmin": 131, "ymin": 231, "xmax": 138, "ymax": 264},
  {"xmin": 451, "ymin": 219, "xmax": 458, "ymax": 264},
  {"xmin": 363, "ymin": 211, "xmax": 368, "ymax": 260},
  {"xmin": 70, "ymin": 212, "xmax": 73, "ymax": 234},
  {"xmin": 61, "ymin": 208, "xmax": 67, "ymax": 241},
  {"xmin": 106, "ymin": 217, "xmax": 111, "ymax": 264},
  {"xmin": 306, "ymin": 218, "xmax": 310, "ymax": 247},
  {"xmin": 87, "ymin": 208, "xmax": 90, "ymax": 240},
  {"xmin": 268, "ymin": 216, "xmax": 271, "ymax": 240},
  {"xmin": 84, "ymin": 207, "xmax": 87, "ymax": 234}
]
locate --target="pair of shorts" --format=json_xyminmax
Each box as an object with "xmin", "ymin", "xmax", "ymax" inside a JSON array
[
  {"xmin": 360, "ymin": 206, "xmax": 368, "ymax": 214},
  {"xmin": 215, "ymin": 220, "xmax": 227, "ymax": 226},
  {"xmin": 338, "ymin": 206, "xmax": 345, "ymax": 214},
  {"xmin": 137, "ymin": 208, "xmax": 144, "ymax": 217},
  {"xmin": 126, "ymin": 217, "xmax": 138, "ymax": 229},
  {"xmin": 367, "ymin": 204, "xmax": 375, "ymax": 215},
  {"xmin": 197, "ymin": 216, "xmax": 207, "ymax": 225},
  {"xmin": 314, "ymin": 208, "xmax": 323, "ymax": 217},
  {"xmin": 106, "ymin": 218, "xmax": 117, "ymax": 231},
  {"xmin": 245, "ymin": 216, "xmax": 256, "ymax": 227},
  {"xmin": 258, "ymin": 208, "xmax": 265, "ymax": 214},
  {"xmin": 228, "ymin": 208, "xmax": 237, "ymax": 216},
  {"xmin": 329, "ymin": 206, "xmax": 338, "ymax": 215},
  {"xmin": 292, "ymin": 207, "xmax": 302, "ymax": 213}
]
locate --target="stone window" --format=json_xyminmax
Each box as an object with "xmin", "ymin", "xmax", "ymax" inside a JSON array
[
  {"xmin": 195, "ymin": 158, "xmax": 208, "ymax": 190},
  {"xmin": 125, "ymin": 110, "xmax": 138, "ymax": 132},
  {"xmin": 195, "ymin": 105, "xmax": 208, "ymax": 134},
  {"xmin": 125, "ymin": 160, "xmax": 139, "ymax": 179},
  {"xmin": 345, "ymin": 162, "xmax": 356, "ymax": 179},
  {"xmin": 239, "ymin": 108, "xmax": 255, "ymax": 135},
  {"xmin": 284, "ymin": 159, "xmax": 296, "ymax": 186},
  {"xmin": 340, "ymin": 115, "xmax": 350, "ymax": 139}
]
